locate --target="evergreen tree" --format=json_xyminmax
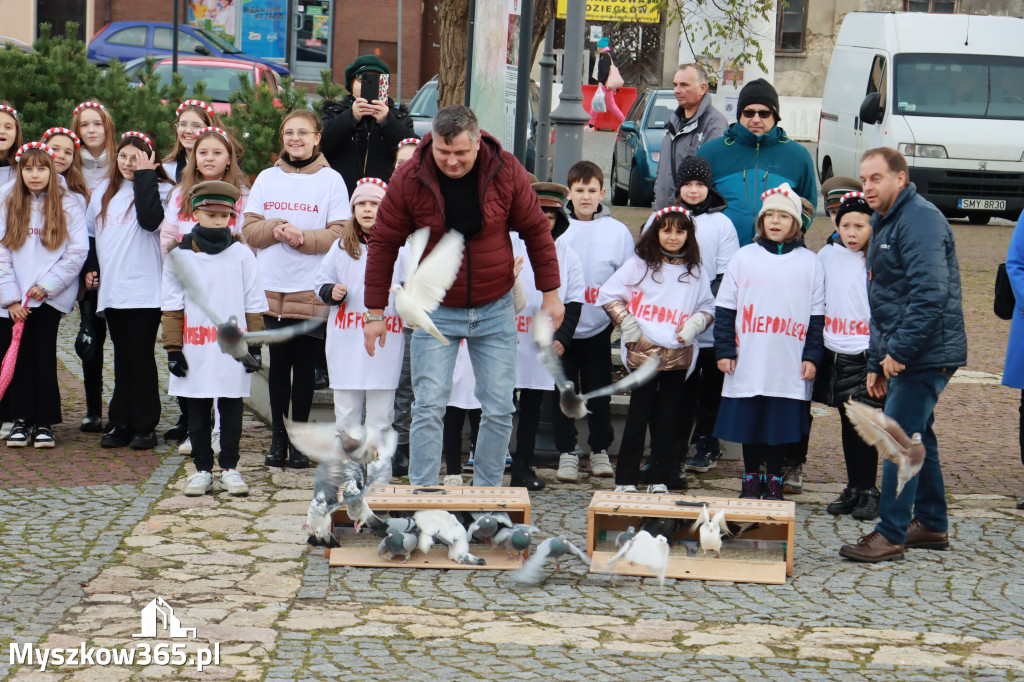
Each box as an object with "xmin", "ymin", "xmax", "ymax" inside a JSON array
[{"xmin": 222, "ymin": 75, "xmax": 309, "ymax": 177}]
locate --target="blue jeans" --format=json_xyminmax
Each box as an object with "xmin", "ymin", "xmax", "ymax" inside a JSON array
[
  {"xmin": 875, "ymin": 368, "xmax": 955, "ymax": 544},
  {"xmin": 409, "ymin": 293, "xmax": 516, "ymax": 486}
]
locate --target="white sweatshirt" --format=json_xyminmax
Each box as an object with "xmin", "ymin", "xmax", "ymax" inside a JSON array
[
  {"xmin": 818, "ymin": 242, "xmax": 870, "ymax": 354},
  {"xmin": 560, "ymin": 213, "xmax": 635, "ymax": 339},
  {"xmin": 80, "ymin": 149, "xmax": 109, "ymax": 197}
]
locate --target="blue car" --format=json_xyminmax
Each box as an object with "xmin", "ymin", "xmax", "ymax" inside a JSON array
[
  {"xmin": 610, "ymin": 88, "xmax": 677, "ymax": 207},
  {"xmin": 88, "ymin": 22, "xmax": 289, "ymax": 76}
]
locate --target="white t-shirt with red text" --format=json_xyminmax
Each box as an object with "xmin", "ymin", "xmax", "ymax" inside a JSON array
[
  {"xmin": 818, "ymin": 242, "xmax": 870, "ymax": 355},
  {"xmin": 715, "ymin": 243, "xmax": 825, "ymax": 400},
  {"xmin": 560, "ymin": 214, "xmax": 635, "ymax": 339},
  {"xmin": 315, "ymin": 239, "xmax": 404, "ymax": 390}
]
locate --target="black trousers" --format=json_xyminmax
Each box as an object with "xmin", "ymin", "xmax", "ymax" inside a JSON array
[
  {"xmin": 616, "ymin": 370, "xmax": 697, "ymax": 487},
  {"xmin": 514, "ymin": 388, "xmax": 550, "ymax": 470},
  {"xmin": 105, "ymin": 307, "xmax": 161, "ymax": 433},
  {"xmin": 553, "ymin": 324, "xmax": 615, "ymax": 453},
  {"xmin": 79, "ymin": 291, "xmax": 107, "ymax": 418},
  {"xmin": 187, "ymin": 397, "xmax": 242, "ymax": 472},
  {"xmin": 742, "ymin": 442, "xmax": 800, "ymax": 478},
  {"xmin": 691, "ymin": 346, "xmax": 725, "ymax": 442},
  {"xmin": 443, "ymin": 406, "xmax": 480, "ymax": 473},
  {"xmin": 265, "ymin": 316, "xmax": 319, "ymax": 428},
  {"xmin": 0, "ymin": 303, "xmax": 63, "ymax": 425},
  {"xmin": 393, "ymin": 327, "xmax": 414, "ymax": 446},
  {"xmin": 840, "ymin": 407, "xmax": 879, "ymax": 489}
]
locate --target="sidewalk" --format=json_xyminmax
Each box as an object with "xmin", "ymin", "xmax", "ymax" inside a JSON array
[{"xmin": 2, "ymin": 219, "xmax": 1023, "ymax": 681}]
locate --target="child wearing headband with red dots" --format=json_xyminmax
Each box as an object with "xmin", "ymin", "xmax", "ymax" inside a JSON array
[
  {"xmin": 164, "ymin": 99, "xmax": 222, "ymax": 183},
  {"xmin": 597, "ymin": 206, "xmax": 715, "ymax": 494},
  {"xmin": 0, "ymin": 103, "xmax": 24, "ymax": 186},
  {"xmin": 41, "ymin": 127, "xmax": 90, "ymax": 203},
  {"xmin": 713, "ymin": 182, "xmax": 825, "ymax": 501},
  {"xmin": 0, "ymin": 143, "xmax": 89, "ymax": 448}
]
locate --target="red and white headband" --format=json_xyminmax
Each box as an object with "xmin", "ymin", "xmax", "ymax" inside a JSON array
[
  {"xmin": 195, "ymin": 126, "xmax": 230, "ymax": 141},
  {"xmin": 396, "ymin": 137, "xmax": 420, "ymax": 149},
  {"xmin": 840, "ymin": 191, "xmax": 866, "ymax": 202},
  {"xmin": 73, "ymin": 101, "xmax": 107, "ymax": 117},
  {"xmin": 177, "ymin": 99, "xmax": 215, "ymax": 117},
  {"xmin": 15, "ymin": 142, "xmax": 56, "ymax": 163},
  {"xmin": 652, "ymin": 205, "xmax": 690, "ymax": 220},
  {"xmin": 121, "ymin": 131, "xmax": 154, "ymax": 152},
  {"xmin": 357, "ymin": 177, "xmax": 388, "ymax": 190},
  {"xmin": 760, "ymin": 186, "xmax": 793, "ymax": 201},
  {"xmin": 0, "ymin": 104, "xmax": 18, "ymax": 120},
  {"xmin": 42, "ymin": 127, "xmax": 82, "ymax": 149}
]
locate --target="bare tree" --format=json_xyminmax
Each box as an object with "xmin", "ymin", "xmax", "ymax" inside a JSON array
[{"xmin": 669, "ymin": 0, "xmax": 776, "ymax": 81}]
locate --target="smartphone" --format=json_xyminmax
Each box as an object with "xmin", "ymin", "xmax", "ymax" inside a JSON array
[{"xmin": 360, "ymin": 72, "xmax": 390, "ymax": 103}]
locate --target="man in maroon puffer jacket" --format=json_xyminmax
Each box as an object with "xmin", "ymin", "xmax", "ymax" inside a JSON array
[{"xmin": 363, "ymin": 105, "xmax": 564, "ymax": 487}]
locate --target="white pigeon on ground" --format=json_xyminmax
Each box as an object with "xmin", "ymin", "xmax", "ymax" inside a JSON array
[
  {"xmin": 699, "ymin": 509, "xmax": 731, "ymax": 558},
  {"xmin": 510, "ymin": 535, "xmax": 591, "ymax": 584},
  {"xmin": 413, "ymin": 510, "xmax": 485, "ymax": 565},
  {"xmin": 391, "ymin": 227, "xmax": 465, "ymax": 345},
  {"xmin": 167, "ymin": 249, "xmax": 323, "ymax": 370},
  {"xmin": 844, "ymin": 399, "xmax": 925, "ymax": 497},
  {"xmin": 532, "ymin": 314, "xmax": 662, "ymax": 419},
  {"xmin": 606, "ymin": 530, "xmax": 671, "ymax": 586}
]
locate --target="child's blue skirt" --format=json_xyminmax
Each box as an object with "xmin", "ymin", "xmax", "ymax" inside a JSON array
[{"xmin": 714, "ymin": 396, "xmax": 810, "ymax": 445}]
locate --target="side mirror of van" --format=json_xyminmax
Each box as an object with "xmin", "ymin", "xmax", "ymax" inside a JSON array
[{"xmin": 859, "ymin": 93, "xmax": 883, "ymax": 126}]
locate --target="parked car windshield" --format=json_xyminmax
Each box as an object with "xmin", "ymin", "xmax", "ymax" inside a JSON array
[
  {"xmin": 646, "ymin": 95, "xmax": 677, "ymax": 130},
  {"xmin": 408, "ymin": 81, "xmax": 438, "ymax": 118},
  {"xmin": 196, "ymin": 28, "xmax": 242, "ymax": 54},
  {"xmin": 894, "ymin": 53, "xmax": 1024, "ymax": 120},
  {"xmin": 151, "ymin": 63, "xmax": 253, "ymax": 102}
]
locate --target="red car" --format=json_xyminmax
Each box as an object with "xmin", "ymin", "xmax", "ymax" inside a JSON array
[{"xmin": 125, "ymin": 56, "xmax": 282, "ymax": 113}]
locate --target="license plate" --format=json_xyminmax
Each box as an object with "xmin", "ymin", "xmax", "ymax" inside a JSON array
[{"xmin": 958, "ymin": 198, "xmax": 1006, "ymax": 210}]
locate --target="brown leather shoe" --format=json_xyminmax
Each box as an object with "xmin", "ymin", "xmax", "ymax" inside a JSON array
[
  {"xmin": 904, "ymin": 518, "xmax": 949, "ymax": 550},
  {"xmin": 839, "ymin": 530, "xmax": 905, "ymax": 563}
]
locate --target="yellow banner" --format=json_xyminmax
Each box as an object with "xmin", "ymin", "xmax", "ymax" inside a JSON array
[{"xmin": 556, "ymin": 0, "xmax": 661, "ymax": 23}]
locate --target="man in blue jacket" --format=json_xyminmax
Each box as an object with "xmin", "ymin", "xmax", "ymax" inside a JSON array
[
  {"xmin": 697, "ymin": 79, "xmax": 816, "ymax": 245},
  {"xmin": 839, "ymin": 147, "xmax": 967, "ymax": 563}
]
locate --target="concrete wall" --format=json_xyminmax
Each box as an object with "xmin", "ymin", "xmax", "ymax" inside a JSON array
[{"xmin": 0, "ymin": 0, "xmax": 37, "ymax": 44}]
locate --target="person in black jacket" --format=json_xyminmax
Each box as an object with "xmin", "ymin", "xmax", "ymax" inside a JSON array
[{"xmin": 320, "ymin": 55, "xmax": 414, "ymax": 194}]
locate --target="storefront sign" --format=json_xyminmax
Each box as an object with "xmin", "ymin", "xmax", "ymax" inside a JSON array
[
  {"xmin": 556, "ymin": 0, "xmax": 661, "ymax": 23},
  {"xmin": 240, "ymin": 0, "xmax": 286, "ymax": 60}
]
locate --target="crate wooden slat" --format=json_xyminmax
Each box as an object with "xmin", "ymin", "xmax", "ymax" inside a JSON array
[
  {"xmin": 587, "ymin": 492, "xmax": 795, "ymax": 584},
  {"xmin": 327, "ymin": 485, "xmax": 531, "ymax": 570}
]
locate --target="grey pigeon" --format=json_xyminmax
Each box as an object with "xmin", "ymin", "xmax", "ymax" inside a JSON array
[
  {"xmin": 378, "ymin": 530, "xmax": 419, "ymax": 562},
  {"xmin": 510, "ymin": 535, "xmax": 591, "ymax": 584},
  {"xmin": 467, "ymin": 512, "xmax": 513, "ymax": 546},
  {"xmin": 845, "ymin": 399, "xmax": 925, "ymax": 497},
  {"xmin": 532, "ymin": 315, "xmax": 661, "ymax": 419},
  {"xmin": 493, "ymin": 524, "xmax": 540, "ymax": 561},
  {"xmin": 413, "ymin": 510, "xmax": 485, "ymax": 565},
  {"xmin": 607, "ymin": 529, "xmax": 671, "ymax": 585},
  {"xmin": 167, "ymin": 249, "xmax": 323, "ymax": 370},
  {"xmin": 639, "ymin": 516, "xmax": 684, "ymax": 540},
  {"xmin": 616, "ymin": 526, "xmax": 637, "ymax": 551}
]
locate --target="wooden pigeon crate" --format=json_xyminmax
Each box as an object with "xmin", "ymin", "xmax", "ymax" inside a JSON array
[
  {"xmin": 586, "ymin": 492, "xmax": 795, "ymax": 585},
  {"xmin": 327, "ymin": 485, "xmax": 531, "ymax": 570}
]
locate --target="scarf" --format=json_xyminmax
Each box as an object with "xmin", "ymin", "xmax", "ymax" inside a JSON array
[{"xmin": 189, "ymin": 225, "xmax": 234, "ymax": 254}]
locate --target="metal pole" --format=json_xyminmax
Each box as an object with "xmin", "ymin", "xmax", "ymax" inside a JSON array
[
  {"xmin": 464, "ymin": 0, "xmax": 476, "ymax": 107},
  {"xmin": 535, "ymin": 21, "xmax": 555, "ymax": 181},
  {"xmin": 550, "ymin": 0, "xmax": 588, "ymax": 185},
  {"xmin": 172, "ymin": 0, "xmax": 179, "ymax": 74},
  {"xmin": 397, "ymin": 0, "xmax": 403, "ymax": 101},
  {"xmin": 512, "ymin": 0, "xmax": 534, "ymax": 163}
]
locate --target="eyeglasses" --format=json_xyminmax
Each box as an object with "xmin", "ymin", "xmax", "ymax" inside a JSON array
[
  {"xmin": 176, "ymin": 122, "xmax": 206, "ymax": 131},
  {"xmin": 740, "ymin": 108, "xmax": 774, "ymax": 120},
  {"xmin": 283, "ymin": 129, "xmax": 313, "ymax": 138}
]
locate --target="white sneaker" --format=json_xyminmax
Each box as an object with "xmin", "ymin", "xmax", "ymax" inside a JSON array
[
  {"xmin": 0, "ymin": 422, "xmax": 12, "ymax": 439},
  {"xmin": 211, "ymin": 429, "xmax": 221, "ymax": 455},
  {"xmin": 614, "ymin": 485, "xmax": 638, "ymax": 493},
  {"xmin": 442, "ymin": 474, "xmax": 464, "ymax": 487},
  {"xmin": 589, "ymin": 450, "xmax": 614, "ymax": 477},
  {"xmin": 647, "ymin": 484, "xmax": 669, "ymax": 495},
  {"xmin": 220, "ymin": 469, "xmax": 249, "ymax": 496},
  {"xmin": 178, "ymin": 437, "xmax": 192, "ymax": 456},
  {"xmin": 183, "ymin": 471, "xmax": 213, "ymax": 496},
  {"xmin": 556, "ymin": 453, "xmax": 580, "ymax": 482}
]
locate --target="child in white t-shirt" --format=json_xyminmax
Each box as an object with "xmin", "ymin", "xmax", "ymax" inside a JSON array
[
  {"xmin": 315, "ymin": 177, "xmax": 403, "ymax": 482},
  {"xmin": 814, "ymin": 192, "xmax": 883, "ymax": 520},
  {"xmin": 713, "ymin": 184, "xmax": 825, "ymax": 501},
  {"xmin": 598, "ymin": 206, "xmax": 715, "ymax": 494}
]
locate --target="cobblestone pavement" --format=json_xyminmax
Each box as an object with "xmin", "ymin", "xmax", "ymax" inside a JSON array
[{"xmin": 3, "ymin": 219, "xmax": 1024, "ymax": 681}]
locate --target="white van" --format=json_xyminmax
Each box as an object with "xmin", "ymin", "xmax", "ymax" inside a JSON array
[{"xmin": 817, "ymin": 12, "xmax": 1024, "ymax": 223}]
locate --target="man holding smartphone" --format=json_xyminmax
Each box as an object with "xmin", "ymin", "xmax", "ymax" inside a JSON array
[{"xmin": 321, "ymin": 55, "xmax": 414, "ymax": 194}]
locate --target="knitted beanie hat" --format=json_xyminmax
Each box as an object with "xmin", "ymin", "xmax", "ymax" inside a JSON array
[
  {"xmin": 757, "ymin": 183, "xmax": 802, "ymax": 225},
  {"xmin": 350, "ymin": 177, "xmax": 387, "ymax": 207},
  {"xmin": 675, "ymin": 155, "xmax": 713, "ymax": 189},
  {"xmin": 835, "ymin": 192, "xmax": 873, "ymax": 226},
  {"xmin": 737, "ymin": 78, "xmax": 781, "ymax": 122}
]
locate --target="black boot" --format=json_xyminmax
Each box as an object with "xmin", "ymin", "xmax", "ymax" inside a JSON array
[
  {"xmin": 392, "ymin": 442, "xmax": 410, "ymax": 477},
  {"xmin": 81, "ymin": 365, "xmax": 104, "ymax": 433},
  {"xmin": 826, "ymin": 486, "xmax": 861, "ymax": 516},
  {"xmin": 510, "ymin": 464, "xmax": 545, "ymax": 491},
  {"xmin": 852, "ymin": 487, "xmax": 881, "ymax": 520},
  {"xmin": 288, "ymin": 442, "xmax": 310, "ymax": 469},
  {"xmin": 164, "ymin": 397, "xmax": 189, "ymax": 442},
  {"xmin": 264, "ymin": 424, "xmax": 287, "ymax": 467}
]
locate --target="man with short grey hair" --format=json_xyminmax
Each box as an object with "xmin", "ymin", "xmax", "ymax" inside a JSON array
[
  {"xmin": 363, "ymin": 105, "xmax": 564, "ymax": 487},
  {"xmin": 652, "ymin": 63, "xmax": 728, "ymax": 210}
]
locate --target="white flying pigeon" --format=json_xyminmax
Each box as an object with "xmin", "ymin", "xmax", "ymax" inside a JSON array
[
  {"xmin": 532, "ymin": 314, "xmax": 662, "ymax": 419},
  {"xmin": 167, "ymin": 249, "xmax": 323, "ymax": 370},
  {"xmin": 699, "ymin": 509, "xmax": 731, "ymax": 558},
  {"xmin": 606, "ymin": 530, "xmax": 671, "ymax": 586},
  {"xmin": 690, "ymin": 504, "xmax": 710, "ymax": 533},
  {"xmin": 391, "ymin": 227, "xmax": 465, "ymax": 345},
  {"xmin": 844, "ymin": 399, "xmax": 925, "ymax": 498},
  {"xmin": 413, "ymin": 510, "xmax": 485, "ymax": 565},
  {"xmin": 510, "ymin": 535, "xmax": 591, "ymax": 584}
]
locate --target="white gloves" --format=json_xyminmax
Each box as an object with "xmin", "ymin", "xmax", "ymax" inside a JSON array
[
  {"xmin": 619, "ymin": 314, "xmax": 643, "ymax": 344},
  {"xmin": 677, "ymin": 313, "xmax": 711, "ymax": 345}
]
